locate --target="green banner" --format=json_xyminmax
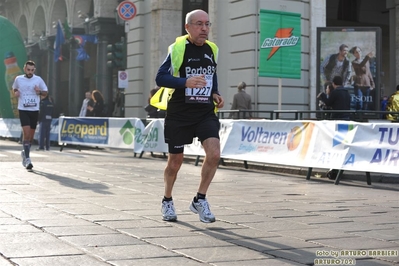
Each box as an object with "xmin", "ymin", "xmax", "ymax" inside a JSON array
[
  {"xmin": 259, "ymin": 10, "xmax": 301, "ymax": 79},
  {"xmin": 0, "ymin": 15, "xmax": 27, "ymax": 118}
]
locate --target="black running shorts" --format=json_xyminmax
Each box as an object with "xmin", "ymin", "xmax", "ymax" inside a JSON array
[
  {"xmin": 164, "ymin": 116, "xmax": 220, "ymax": 154},
  {"xmin": 19, "ymin": 110, "xmax": 39, "ymax": 129}
]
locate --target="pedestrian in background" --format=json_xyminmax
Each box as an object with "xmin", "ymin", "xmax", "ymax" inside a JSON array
[
  {"xmin": 145, "ymin": 87, "xmax": 166, "ymax": 118},
  {"xmin": 317, "ymin": 76, "xmax": 351, "ymax": 120},
  {"xmin": 12, "ymin": 60, "xmax": 48, "ymax": 170},
  {"xmin": 87, "ymin": 90, "xmax": 106, "ymax": 117},
  {"xmin": 79, "ymin": 91, "xmax": 94, "ymax": 117},
  {"xmin": 317, "ymin": 75, "xmax": 351, "ymax": 180},
  {"xmin": 155, "ymin": 9, "xmax": 224, "ymax": 223},
  {"xmin": 386, "ymin": 85, "xmax": 399, "ymax": 121},
  {"xmin": 37, "ymin": 95, "xmax": 54, "ymax": 151},
  {"xmin": 229, "ymin": 81, "xmax": 251, "ymax": 118}
]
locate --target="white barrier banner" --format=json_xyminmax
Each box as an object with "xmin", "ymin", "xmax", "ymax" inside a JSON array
[
  {"xmin": 184, "ymin": 119, "xmax": 234, "ymax": 156},
  {"xmin": 1, "ymin": 117, "xmax": 398, "ymax": 175},
  {"xmin": 0, "ymin": 118, "xmax": 22, "ymax": 138},
  {"xmin": 141, "ymin": 119, "xmax": 168, "ymax": 153},
  {"xmin": 221, "ymin": 120, "xmax": 318, "ymax": 165},
  {"xmin": 58, "ymin": 117, "xmax": 145, "ymax": 151},
  {"xmin": 221, "ymin": 120, "xmax": 399, "ymax": 174}
]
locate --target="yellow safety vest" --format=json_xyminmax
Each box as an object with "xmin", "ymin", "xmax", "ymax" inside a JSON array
[{"xmin": 150, "ymin": 35, "xmax": 218, "ymax": 110}]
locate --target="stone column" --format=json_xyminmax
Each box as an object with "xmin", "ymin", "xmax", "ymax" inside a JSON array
[
  {"xmin": 310, "ymin": 0, "xmax": 327, "ymax": 113},
  {"xmin": 395, "ymin": 1, "xmax": 399, "ymax": 90},
  {"xmin": 96, "ymin": 34, "xmax": 112, "ymax": 110},
  {"xmin": 86, "ymin": 17, "xmax": 123, "ymax": 115},
  {"xmin": 46, "ymin": 36, "xmax": 61, "ymax": 116},
  {"xmin": 68, "ymin": 37, "xmax": 84, "ymax": 116},
  {"xmin": 386, "ymin": 0, "xmax": 399, "ymax": 95},
  {"xmin": 26, "ymin": 45, "xmax": 42, "ymax": 75}
]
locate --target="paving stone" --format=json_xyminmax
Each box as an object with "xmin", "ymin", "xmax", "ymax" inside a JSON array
[
  {"xmin": 353, "ymin": 259, "xmax": 399, "ymax": 266},
  {"xmin": 108, "ymin": 257, "xmax": 205, "ymax": 266},
  {"xmin": 76, "ymin": 212, "xmax": 142, "ymax": 222},
  {"xmin": 217, "ymin": 214, "xmax": 282, "ymax": 223},
  {"xmin": 279, "ymin": 215, "xmax": 353, "ymax": 224},
  {"xmin": 120, "ymin": 226, "xmax": 193, "ymax": 239},
  {"xmin": 349, "ymin": 228, "xmax": 399, "ymax": 241},
  {"xmin": 266, "ymin": 247, "xmax": 325, "ymax": 265},
  {"xmin": 276, "ymin": 228, "xmax": 356, "ymax": 240},
  {"xmin": 146, "ymin": 235, "xmax": 234, "ymax": 249},
  {"xmin": 310, "ymin": 237, "xmax": 399, "ymax": 250},
  {"xmin": 0, "ymin": 232, "xmax": 66, "ymax": 244},
  {"xmin": 60, "ymin": 234, "xmax": 144, "ymax": 247},
  {"xmin": 215, "ymin": 258, "xmax": 304, "ymax": 266},
  {"xmin": 42, "ymin": 225, "xmax": 118, "ymax": 236},
  {"xmin": 228, "ymin": 236, "xmax": 322, "ymax": 252},
  {"xmin": 246, "ymin": 220, "xmax": 318, "ymax": 232},
  {"xmin": 176, "ymin": 246, "xmax": 272, "ymax": 263},
  {"xmin": 198, "ymin": 227, "xmax": 282, "ymax": 240},
  {"xmin": 11, "ymin": 255, "xmax": 110, "ymax": 266},
  {"xmin": 0, "ymin": 217, "xmax": 25, "ymax": 225},
  {"xmin": 82, "ymin": 244, "xmax": 178, "ymax": 260},
  {"xmin": 0, "ymin": 241, "xmax": 83, "ymax": 258},
  {"xmin": 1, "ymin": 140, "xmax": 398, "ymax": 265},
  {"xmin": 317, "ymin": 221, "xmax": 396, "ymax": 232},
  {"xmin": 0, "ymin": 257, "xmax": 13, "ymax": 266},
  {"xmin": 0, "ymin": 224, "xmax": 41, "ymax": 233},
  {"xmin": 350, "ymin": 215, "xmax": 399, "ymax": 225},
  {"xmin": 28, "ymin": 217, "xmax": 96, "ymax": 227},
  {"xmin": 97, "ymin": 219, "xmax": 164, "ymax": 229}
]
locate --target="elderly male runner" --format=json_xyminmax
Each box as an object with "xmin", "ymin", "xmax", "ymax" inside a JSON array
[{"xmin": 155, "ymin": 9, "xmax": 224, "ymax": 223}]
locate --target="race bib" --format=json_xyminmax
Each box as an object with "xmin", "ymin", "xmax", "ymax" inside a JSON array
[
  {"xmin": 22, "ymin": 93, "xmax": 38, "ymax": 107},
  {"xmin": 185, "ymin": 74, "xmax": 213, "ymax": 104}
]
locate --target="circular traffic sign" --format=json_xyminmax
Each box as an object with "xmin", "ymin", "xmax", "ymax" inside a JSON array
[
  {"xmin": 117, "ymin": 1, "xmax": 137, "ymax": 21},
  {"xmin": 119, "ymin": 71, "xmax": 127, "ymax": 80}
]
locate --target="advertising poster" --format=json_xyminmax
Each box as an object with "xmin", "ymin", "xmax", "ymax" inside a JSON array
[
  {"xmin": 0, "ymin": 16, "xmax": 27, "ymax": 118},
  {"xmin": 317, "ymin": 27, "xmax": 381, "ymax": 114},
  {"xmin": 259, "ymin": 10, "xmax": 301, "ymax": 79}
]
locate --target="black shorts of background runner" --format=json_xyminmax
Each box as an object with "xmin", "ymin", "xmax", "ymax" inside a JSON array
[
  {"xmin": 164, "ymin": 115, "xmax": 220, "ymax": 154},
  {"xmin": 19, "ymin": 110, "xmax": 39, "ymax": 129}
]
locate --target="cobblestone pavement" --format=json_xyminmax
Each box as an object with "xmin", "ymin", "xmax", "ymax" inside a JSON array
[{"xmin": 0, "ymin": 139, "xmax": 398, "ymax": 266}]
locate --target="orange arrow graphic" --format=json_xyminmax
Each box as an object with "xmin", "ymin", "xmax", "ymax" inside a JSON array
[{"xmin": 267, "ymin": 28, "xmax": 294, "ymax": 60}]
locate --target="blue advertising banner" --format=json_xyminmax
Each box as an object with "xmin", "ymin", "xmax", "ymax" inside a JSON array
[{"xmin": 59, "ymin": 117, "xmax": 109, "ymax": 144}]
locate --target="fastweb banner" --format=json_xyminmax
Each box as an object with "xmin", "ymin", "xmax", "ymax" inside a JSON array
[{"xmin": 259, "ymin": 9, "xmax": 301, "ymax": 79}]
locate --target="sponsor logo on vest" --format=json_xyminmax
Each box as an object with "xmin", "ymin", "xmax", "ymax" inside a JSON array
[
  {"xmin": 260, "ymin": 28, "xmax": 299, "ymax": 60},
  {"xmin": 195, "ymin": 96, "xmax": 208, "ymax": 102},
  {"xmin": 204, "ymin": 53, "xmax": 214, "ymax": 64},
  {"xmin": 185, "ymin": 66, "xmax": 215, "ymax": 75}
]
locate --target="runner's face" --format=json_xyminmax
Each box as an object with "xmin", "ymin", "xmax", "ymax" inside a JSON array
[
  {"xmin": 24, "ymin": 65, "xmax": 35, "ymax": 78},
  {"xmin": 186, "ymin": 11, "xmax": 210, "ymax": 46}
]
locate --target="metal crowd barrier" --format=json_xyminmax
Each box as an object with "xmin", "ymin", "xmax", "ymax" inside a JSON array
[{"xmin": 217, "ymin": 109, "xmax": 399, "ymax": 122}]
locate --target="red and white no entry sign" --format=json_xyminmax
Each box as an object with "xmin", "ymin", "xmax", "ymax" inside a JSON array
[
  {"xmin": 117, "ymin": 1, "xmax": 137, "ymax": 21},
  {"xmin": 118, "ymin": 71, "xmax": 128, "ymax": 88},
  {"xmin": 119, "ymin": 71, "xmax": 127, "ymax": 80}
]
